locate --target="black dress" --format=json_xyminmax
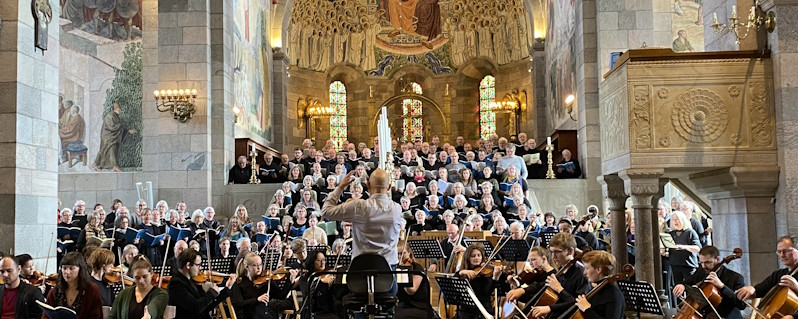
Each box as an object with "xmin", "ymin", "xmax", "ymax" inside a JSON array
[
  {"xmin": 396, "ymin": 262, "xmax": 431, "ymax": 319},
  {"xmin": 90, "ymin": 276, "xmax": 115, "ymax": 306}
]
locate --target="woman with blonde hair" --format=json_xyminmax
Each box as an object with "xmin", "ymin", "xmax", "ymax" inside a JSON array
[{"xmin": 664, "ymin": 211, "xmax": 701, "ymax": 284}]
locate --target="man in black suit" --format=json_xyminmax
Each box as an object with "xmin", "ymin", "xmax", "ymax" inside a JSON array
[
  {"xmin": 674, "ymin": 245, "xmax": 746, "ymax": 319},
  {"xmin": 0, "ymin": 256, "xmax": 45, "ymax": 319},
  {"xmin": 168, "ymin": 249, "xmax": 235, "ymax": 319},
  {"xmin": 259, "ymin": 153, "xmax": 283, "ymax": 183},
  {"xmin": 737, "ymin": 236, "xmax": 798, "ymax": 315}
]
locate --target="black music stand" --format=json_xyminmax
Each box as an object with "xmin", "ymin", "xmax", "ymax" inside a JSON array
[
  {"xmin": 540, "ymin": 231, "xmax": 557, "ymax": 247},
  {"xmin": 210, "ymin": 256, "xmax": 236, "ymax": 273},
  {"xmin": 261, "ymin": 250, "xmax": 282, "ymax": 271},
  {"xmin": 500, "ymin": 239, "xmax": 531, "ymax": 262},
  {"xmin": 435, "ymin": 276, "xmax": 479, "ymax": 318},
  {"xmin": 285, "ymin": 257, "xmax": 299, "ymax": 267},
  {"xmin": 408, "ymin": 239, "xmax": 445, "ymax": 269},
  {"xmin": 307, "ymin": 245, "xmax": 328, "ymax": 254},
  {"xmin": 463, "ymin": 239, "xmax": 495, "ymax": 259},
  {"xmin": 617, "ymin": 280, "xmax": 664, "ymax": 318},
  {"xmin": 152, "ymin": 264, "xmax": 172, "ymax": 277},
  {"xmin": 110, "ymin": 282, "xmax": 124, "ymax": 296}
]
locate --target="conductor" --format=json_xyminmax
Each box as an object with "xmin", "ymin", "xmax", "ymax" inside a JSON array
[{"xmin": 321, "ymin": 169, "xmax": 403, "ymax": 277}]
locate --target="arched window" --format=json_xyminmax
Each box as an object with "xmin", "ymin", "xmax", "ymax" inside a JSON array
[
  {"xmin": 329, "ymin": 81, "xmax": 347, "ymax": 151},
  {"xmin": 402, "ymin": 82, "xmax": 423, "ymax": 142},
  {"xmin": 479, "ymin": 75, "xmax": 497, "ymax": 140}
]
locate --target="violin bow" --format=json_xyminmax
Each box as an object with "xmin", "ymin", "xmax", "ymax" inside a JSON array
[
  {"xmin": 118, "ymin": 246, "xmax": 126, "ymax": 289},
  {"xmin": 44, "ymin": 232, "xmax": 54, "ymax": 276},
  {"xmin": 159, "ymin": 233, "xmax": 171, "ymax": 287},
  {"xmin": 204, "ymin": 229, "xmax": 212, "ymax": 281},
  {"xmin": 474, "ymin": 234, "xmax": 511, "ymax": 275}
]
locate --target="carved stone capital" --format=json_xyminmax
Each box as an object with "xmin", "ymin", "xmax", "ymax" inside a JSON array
[
  {"xmin": 690, "ymin": 167, "xmax": 779, "ymax": 199},
  {"xmin": 619, "ymin": 169, "xmax": 665, "ymax": 208},
  {"xmin": 598, "ymin": 174, "xmax": 627, "ymax": 210}
]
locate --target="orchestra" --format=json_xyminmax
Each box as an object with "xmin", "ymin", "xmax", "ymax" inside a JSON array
[{"xmin": 27, "ymin": 136, "xmax": 798, "ymax": 319}]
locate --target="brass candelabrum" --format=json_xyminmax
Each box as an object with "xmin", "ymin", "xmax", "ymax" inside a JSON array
[
  {"xmin": 711, "ymin": 2, "xmax": 776, "ymax": 44},
  {"xmin": 249, "ymin": 150, "xmax": 260, "ymax": 184},
  {"xmin": 545, "ymin": 144, "xmax": 556, "ymax": 179},
  {"xmin": 154, "ymin": 89, "xmax": 197, "ymax": 123}
]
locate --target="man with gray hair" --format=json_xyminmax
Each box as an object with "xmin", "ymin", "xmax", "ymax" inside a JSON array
[
  {"xmin": 202, "ymin": 207, "xmax": 222, "ymax": 255},
  {"xmin": 497, "ymin": 144, "xmax": 528, "ymax": 179}
]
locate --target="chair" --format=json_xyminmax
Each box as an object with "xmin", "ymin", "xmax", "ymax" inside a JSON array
[
  {"xmin": 342, "ymin": 253, "xmax": 397, "ymax": 319},
  {"xmin": 216, "ymin": 297, "xmax": 237, "ymax": 319},
  {"xmin": 66, "ymin": 142, "xmax": 88, "ymax": 167}
]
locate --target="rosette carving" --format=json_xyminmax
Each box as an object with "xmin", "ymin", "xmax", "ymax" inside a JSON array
[{"xmin": 670, "ymin": 88, "xmax": 729, "ymax": 143}]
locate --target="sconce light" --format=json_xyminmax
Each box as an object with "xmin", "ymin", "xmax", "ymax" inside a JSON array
[
  {"xmin": 711, "ymin": 1, "xmax": 776, "ymax": 44},
  {"xmin": 565, "ymin": 94, "xmax": 577, "ymax": 121},
  {"xmin": 233, "ymin": 105, "xmax": 241, "ymax": 123},
  {"xmin": 154, "ymin": 89, "xmax": 197, "ymax": 123}
]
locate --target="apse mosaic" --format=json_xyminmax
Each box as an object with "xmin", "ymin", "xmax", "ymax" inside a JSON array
[{"xmin": 287, "ymin": 0, "xmax": 533, "ymax": 75}]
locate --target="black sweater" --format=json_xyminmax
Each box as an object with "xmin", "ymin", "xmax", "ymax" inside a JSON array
[
  {"xmin": 558, "ymin": 281, "xmax": 625, "ymax": 319},
  {"xmin": 680, "ymin": 266, "xmax": 746, "ymax": 319}
]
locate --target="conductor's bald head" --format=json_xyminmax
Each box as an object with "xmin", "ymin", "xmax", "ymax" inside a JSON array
[{"xmin": 367, "ymin": 169, "xmax": 391, "ymax": 194}]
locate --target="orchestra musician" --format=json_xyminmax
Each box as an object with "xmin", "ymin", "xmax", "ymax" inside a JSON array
[
  {"xmin": 672, "ymin": 245, "xmax": 745, "ymax": 319},
  {"xmin": 43, "ymin": 252, "xmax": 104, "ymax": 319},
  {"xmin": 167, "ymin": 248, "xmax": 236, "ymax": 319},
  {"xmin": 427, "ymin": 223, "xmax": 466, "ymax": 273},
  {"xmin": 455, "ymin": 242, "xmax": 504, "ymax": 319},
  {"xmin": 735, "ymin": 235, "xmax": 798, "ymax": 306},
  {"xmin": 572, "ymin": 250, "xmax": 626, "ymax": 319},
  {"xmin": 120, "ymin": 244, "xmax": 140, "ymax": 275},
  {"xmin": 299, "ymin": 250, "xmax": 338, "ymax": 319},
  {"xmin": 107, "ymin": 256, "xmax": 169, "ymax": 319},
  {"xmin": 0, "ymin": 256, "xmax": 45, "ymax": 319},
  {"xmin": 395, "ymin": 242, "xmax": 432, "ymax": 319},
  {"xmin": 527, "ymin": 233, "xmax": 588, "ymax": 318},
  {"xmin": 87, "ymin": 248, "xmax": 116, "ymax": 306},
  {"xmin": 230, "ymin": 252, "xmax": 298, "ymax": 319},
  {"xmin": 505, "ymin": 246, "xmax": 557, "ymax": 302}
]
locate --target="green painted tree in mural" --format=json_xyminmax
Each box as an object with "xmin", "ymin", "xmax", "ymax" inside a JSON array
[{"xmin": 102, "ymin": 42, "xmax": 143, "ymax": 170}]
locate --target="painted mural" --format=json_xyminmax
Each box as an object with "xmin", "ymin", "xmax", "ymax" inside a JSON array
[
  {"xmin": 58, "ymin": 0, "xmax": 143, "ymax": 173},
  {"xmin": 232, "ymin": 0, "xmax": 272, "ymax": 142},
  {"xmin": 670, "ymin": 0, "xmax": 704, "ymax": 52},
  {"xmin": 286, "ymin": 0, "xmax": 532, "ymax": 75},
  {"xmin": 544, "ymin": 0, "xmax": 576, "ymax": 130}
]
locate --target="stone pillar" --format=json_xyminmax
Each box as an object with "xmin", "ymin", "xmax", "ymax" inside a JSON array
[
  {"xmin": 576, "ymin": 0, "xmax": 604, "ymax": 208},
  {"xmin": 620, "ymin": 169, "xmax": 664, "ymax": 286},
  {"xmin": 0, "ymin": 0, "xmax": 60, "ymax": 271},
  {"xmin": 690, "ymin": 167, "xmax": 779, "ymax": 283},
  {"xmin": 597, "ymin": 174, "xmax": 629, "ymax": 269},
  {"xmin": 144, "ymin": 0, "xmax": 214, "ymax": 207},
  {"xmin": 532, "ymin": 40, "xmax": 547, "ymax": 142},
  {"xmin": 210, "ymin": 0, "xmax": 235, "ymax": 210},
  {"xmin": 761, "ymin": 0, "xmax": 798, "ymax": 238},
  {"xmin": 271, "ymin": 51, "xmax": 290, "ymax": 149},
  {"xmin": 649, "ymin": 178, "xmax": 668, "ymax": 291}
]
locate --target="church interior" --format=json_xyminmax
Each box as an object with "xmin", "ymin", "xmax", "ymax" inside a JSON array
[{"xmin": 2, "ymin": 0, "xmax": 798, "ymax": 317}]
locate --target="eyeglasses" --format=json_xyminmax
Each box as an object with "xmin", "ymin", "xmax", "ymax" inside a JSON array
[
  {"xmin": 550, "ymin": 249, "xmax": 565, "ymax": 255},
  {"xmin": 193, "ymin": 262, "xmax": 203, "ymax": 267},
  {"xmin": 777, "ymin": 249, "xmax": 796, "ymax": 255}
]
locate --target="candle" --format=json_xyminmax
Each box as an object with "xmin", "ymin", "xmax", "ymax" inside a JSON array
[
  {"xmin": 732, "ymin": 5, "xmax": 736, "ymax": 18},
  {"xmin": 547, "ymin": 137, "xmax": 552, "ymax": 146},
  {"xmin": 251, "ymin": 144, "xmax": 255, "ymax": 153},
  {"xmin": 713, "ymin": 12, "xmax": 718, "ymax": 24},
  {"xmin": 153, "ymin": 90, "xmax": 159, "ymax": 97}
]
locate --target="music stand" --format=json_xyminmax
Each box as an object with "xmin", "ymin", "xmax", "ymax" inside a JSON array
[
  {"xmin": 153, "ymin": 264, "xmax": 172, "ymax": 277},
  {"xmin": 408, "ymin": 239, "xmax": 445, "ymax": 269},
  {"xmin": 500, "ymin": 239, "xmax": 531, "ymax": 262},
  {"xmin": 617, "ymin": 280, "xmax": 664, "ymax": 318},
  {"xmin": 329, "ymin": 253, "xmax": 351, "ymax": 270},
  {"xmin": 111, "ymin": 283, "xmax": 124, "ymax": 296},
  {"xmin": 540, "ymin": 231, "xmax": 557, "ymax": 247},
  {"xmin": 261, "ymin": 250, "xmax": 282, "ymax": 271},
  {"xmin": 285, "ymin": 257, "xmax": 299, "ymax": 267},
  {"xmin": 210, "ymin": 257, "xmax": 236, "ymax": 273},
  {"xmin": 307, "ymin": 245, "xmax": 328, "ymax": 254},
  {"xmin": 435, "ymin": 276, "xmax": 479, "ymax": 318},
  {"xmin": 463, "ymin": 239, "xmax": 495, "ymax": 259}
]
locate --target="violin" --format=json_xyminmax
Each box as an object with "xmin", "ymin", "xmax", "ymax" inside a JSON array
[
  {"xmin": 104, "ymin": 267, "xmax": 134, "ymax": 286},
  {"xmin": 45, "ymin": 273, "xmax": 59, "ymax": 287},
  {"xmin": 513, "ymin": 266, "xmax": 548, "ymax": 286},
  {"xmin": 673, "ymin": 248, "xmax": 743, "ymax": 319},
  {"xmin": 474, "ymin": 260, "xmax": 502, "ymax": 277},
  {"xmin": 24, "ymin": 271, "xmax": 47, "ymax": 286},
  {"xmin": 191, "ymin": 271, "xmax": 226, "ymax": 285},
  {"xmin": 151, "ymin": 273, "xmax": 171, "ymax": 289}
]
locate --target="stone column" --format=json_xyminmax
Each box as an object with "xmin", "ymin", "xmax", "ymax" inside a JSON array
[
  {"xmin": 271, "ymin": 51, "xmax": 290, "ymax": 149},
  {"xmin": 620, "ymin": 169, "xmax": 664, "ymax": 286},
  {"xmin": 0, "ymin": 0, "xmax": 60, "ymax": 271},
  {"xmin": 690, "ymin": 167, "xmax": 779, "ymax": 282},
  {"xmin": 532, "ymin": 40, "xmax": 547, "ymax": 141},
  {"xmin": 576, "ymin": 0, "xmax": 603, "ymax": 208},
  {"xmin": 598, "ymin": 174, "xmax": 629, "ymax": 269},
  {"xmin": 209, "ymin": 0, "xmax": 235, "ymax": 209}
]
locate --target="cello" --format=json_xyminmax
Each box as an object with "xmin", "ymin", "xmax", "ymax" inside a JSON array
[
  {"xmin": 754, "ymin": 259, "xmax": 798, "ymax": 318},
  {"xmin": 673, "ymin": 248, "xmax": 743, "ymax": 319},
  {"xmin": 557, "ymin": 264, "xmax": 635, "ymax": 319}
]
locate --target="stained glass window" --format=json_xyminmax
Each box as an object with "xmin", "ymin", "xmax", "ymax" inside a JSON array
[
  {"xmin": 329, "ymin": 81, "xmax": 347, "ymax": 151},
  {"xmin": 402, "ymin": 82, "xmax": 423, "ymax": 142},
  {"xmin": 479, "ymin": 76, "xmax": 497, "ymax": 140}
]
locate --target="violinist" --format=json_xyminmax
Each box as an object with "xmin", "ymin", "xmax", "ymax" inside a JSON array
[
  {"xmin": 672, "ymin": 245, "xmax": 745, "ymax": 319},
  {"xmin": 427, "ymin": 223, "xmax": 466, "ymax": 273},
  {"xmin": 16, "ymin": 254, "xmax": 42, "ymax": 289},
  {"xmin": 572, "ymin": 250, "xmax": 625, "ymax": 319},
  {"xmin": 558, "ymin": 220, "xmax": 589, "ymax": 250},
  {"xmin": 43, "ymin": 252, "xmax": 103, "ymax": 319},
  {"xmin": 395, "ymin": 242, "xmax": 432, "ymax": 319},
  {"xmin": 299, "ymin": 251, "xmax": 337, "ymax": 319},
  {"xmin": 167, "ymin": 248, "xmax": 236, "ymax": 319},
  {"xmin": 233, "ymin": 238, "xmax": 253, "ymax": 273},
  {"xmin": 527, "ymin": 233, "xmax": 588, "ymax": 318},
  {"xmin": 288, "ymin": 239, "xmax": 308, "ymax": 269},
  {"xmin": 120, "ymin": 244, "xmax": 140, "ymax": 276},
  {"xmin": 505, "ymin": 246, "xmax": 556, "ymax": 302},
  {"xmin": 455, "ymin": 243, "xmax": 504, "ymax": 319},
  {"xmin": 218, "ymin": 237, "xmax": 233, "ymax": 259},
  {"xmin": 107, "ymin": 256, "xmax": 169, "ymax": 319},
  {"xmin": 735, "ymin": 235, "xmax": 798, "ymax": 302},
  {"xmin": 230, "ymin": 252, "xmax": 298, "ymax": 319},
  {"xmin": 165, "ymin": 240, "xmax": 189, "ymax": 272},
  {"xmin": 0, "ymin": 256, "xmax": 45, "ymax": 319},
  {"xmin": 87, "ymin": 248, "xmax": 116, "ymax": 306}
]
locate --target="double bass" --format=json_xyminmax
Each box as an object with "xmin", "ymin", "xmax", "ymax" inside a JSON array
[
  {"xmin": 673, "ymin": 248, "xmax": 743, "ymax": 319},
  {"xmin": 754, "ymin": 258, "xmax": 798, "ymax": 318}
]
